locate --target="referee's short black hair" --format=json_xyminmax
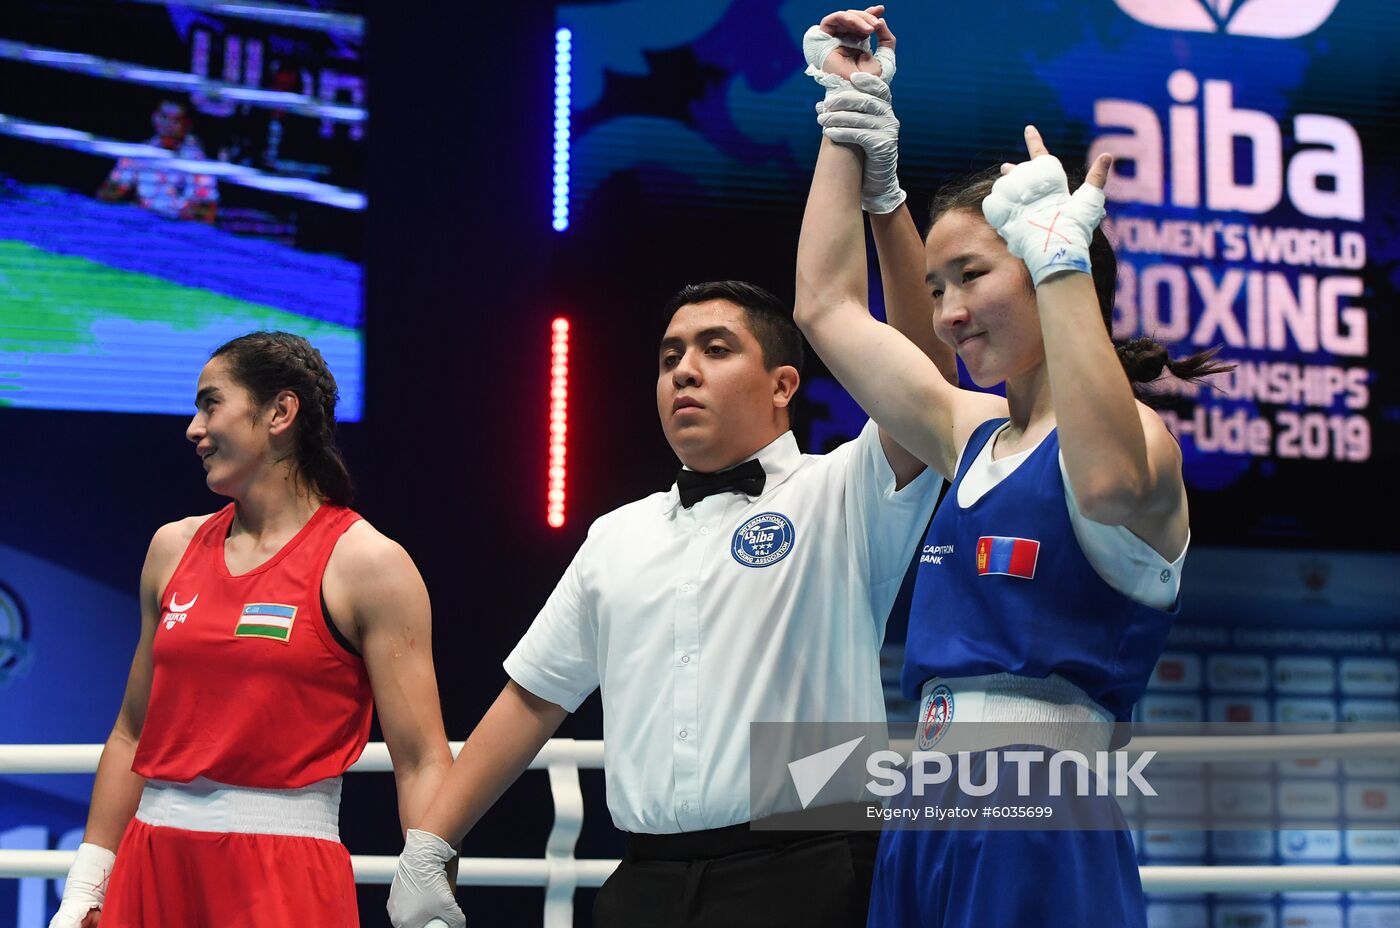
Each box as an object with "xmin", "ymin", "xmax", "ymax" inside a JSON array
[{"xmin": 661, "ymin": 280, "xmax": 805, "ymax": 375}]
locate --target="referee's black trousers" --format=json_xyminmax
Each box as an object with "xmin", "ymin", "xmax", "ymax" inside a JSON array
[{"xmin": 593, "ymin": 818, "xmax": 880, "ymax": 928}]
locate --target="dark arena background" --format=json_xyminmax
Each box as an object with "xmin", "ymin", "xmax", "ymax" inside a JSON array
[{"xmin": 3, "ymin": 1, "xmax": 1400, "ymax": 925}]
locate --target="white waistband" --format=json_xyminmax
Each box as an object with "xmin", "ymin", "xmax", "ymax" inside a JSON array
[
  {"xmin": 914, "ymin": 673, "xmax": 1114, "ymax": 757},
  {"xmin": 136, "ymin": 776, "xmax": 342, "ymax": 841}
]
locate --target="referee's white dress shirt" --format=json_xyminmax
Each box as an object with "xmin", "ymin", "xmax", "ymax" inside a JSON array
[{"xmin": 504, "ymin": 420, "xmax": 941, "ymax": 834}]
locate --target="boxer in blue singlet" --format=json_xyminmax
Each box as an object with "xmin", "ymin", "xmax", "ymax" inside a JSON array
[{"xmin": 791, "ymin": 9, "xmax": 1230, "ymax": 923}]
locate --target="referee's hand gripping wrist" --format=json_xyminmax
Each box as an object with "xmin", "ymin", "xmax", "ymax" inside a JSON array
[
  {"xmin": 817, "ymin": 71, "xmax": 907, "ymax": 214},
  {"xmin": 387, "ymin": 829, "xmax": 466, "ymax": 928},
  {"xmin": 804, "ymin": 9, "xmax": 905, "ymax": 213},
  {"xmin": 49, "ymin": 842, "xmax": 115, "ymax": 928}
]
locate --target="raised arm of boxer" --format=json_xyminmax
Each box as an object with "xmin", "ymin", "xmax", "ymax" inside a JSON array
[
  {"xmin": 983, "ymin": 129, "xmax": 1189, "ymax": 553},
  {"xmin": 801, "ymin": 8, "xmax": 958, "ymax": 485},
  {"xmin": 795, "ymin": 120, "xmax": 1005, "ymax": 481},
  {"xmin": 810, "ymin": 7, "xmax": 956, "ymax": 381}
]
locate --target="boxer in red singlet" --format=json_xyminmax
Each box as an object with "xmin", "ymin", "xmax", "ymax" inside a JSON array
[{"xmin": 50, "ymin": 332, "xmax": 454, "ymax": 928}]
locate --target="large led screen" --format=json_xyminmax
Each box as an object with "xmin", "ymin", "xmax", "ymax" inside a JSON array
[
  {"xmin": 0, "ymin": 1, "xmax": 365, "ymax": 417},
  {"xmin": 557, "ymin": 0, "xmax": 1400, "ymax": 550}
]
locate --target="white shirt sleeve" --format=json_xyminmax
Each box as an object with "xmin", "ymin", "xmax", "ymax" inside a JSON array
[
  {"xmin": 836, "ymin": 419, "xmax": 943, "ymax": 611},
  {"xmin": 1058, "ymin": 452, "xmax": 1188, "ymax": 610},
  {"xmin": 502, "ymin": 529, "xmax": 601, "ymax": 713}
]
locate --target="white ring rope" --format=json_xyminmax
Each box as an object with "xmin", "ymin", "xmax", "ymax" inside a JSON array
[
  {"xmin": 4, "ymin": 731, "xmax": 1393, "ymax": 775},
  {"xmin": 3, "ymin": 732, "xmax": 1398, "ymax": 923},
  {"xmin": 879, "ymin": 731, "xmax": 1400, "ymax": 763},
  {"xmin": 0, "ymin": 738, "xmax": 606, "ymax": 775},
  {"xmin": 2, "ymin": 851, "xmax": 1398, "ymax": 893}
]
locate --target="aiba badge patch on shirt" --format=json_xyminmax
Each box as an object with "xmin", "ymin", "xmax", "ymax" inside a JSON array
[
  {"xmin": 917, "ymin": 683, "xmax": 954, "ymax": 751},
  {"xmin": 731, "ymin": 512, "xmax": 795, "ymax": 568}
]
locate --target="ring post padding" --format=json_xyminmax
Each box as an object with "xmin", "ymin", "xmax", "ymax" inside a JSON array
[{"xmin": 544, "ymin": 741, "xmax": 585, "ymax": 928}]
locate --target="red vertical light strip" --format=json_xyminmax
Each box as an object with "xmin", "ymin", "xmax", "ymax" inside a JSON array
[{"xmin": 547, "ymin": 317, "xmax": 570, "ymax": 528}]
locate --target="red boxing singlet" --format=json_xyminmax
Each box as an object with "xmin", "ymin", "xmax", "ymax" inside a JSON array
[{"xmin": 133, "ymin": 503, "xmax": 373, "ymax": 788}]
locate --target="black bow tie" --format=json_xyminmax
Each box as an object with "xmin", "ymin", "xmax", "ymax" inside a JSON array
[{"xmin": 676, "ymin": 459, "xmax": 766, "ymax": 509}]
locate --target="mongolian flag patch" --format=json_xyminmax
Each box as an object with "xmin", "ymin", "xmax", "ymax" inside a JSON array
[{"xmin": 975, "ymin": 536, "xmax": 1040, "ymax": 579}]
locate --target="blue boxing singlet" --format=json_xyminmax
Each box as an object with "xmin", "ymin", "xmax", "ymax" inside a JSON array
[
  {"xmin": 866, "ymin": 418, "xmax": 1179, "ymax": 928},
  {"xmin": 902, "ymin": 418, "xmax": 1178, "ymax": 721}
]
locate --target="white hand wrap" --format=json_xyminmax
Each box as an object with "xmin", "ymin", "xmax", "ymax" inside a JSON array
[
  {"xmin": 387, "ymin": 829, "xmax": 466, "ymax": 928},
  {"xmin": 801, "ymin": 24, "xmax": 896, "ymax": 90},
  {"xmin": 48, "ymin": 843, "xmax": 115, "ymax": 928},
  {"xmin": 816, "ymin": 71, "xmax": 906, "ymax": 214},
  {"xmin": 981, "ymin": 154, "xmax": 1106, "ymax": 286}
]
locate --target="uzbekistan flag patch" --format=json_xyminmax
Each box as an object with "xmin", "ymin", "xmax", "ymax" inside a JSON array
[
  {"xmin": 975, "ymin": 536, "xmax": 1040, "ymax": 579},
  {"xmin": 235, "ymin": 603, "xmax": 297, "ymax": 642}
]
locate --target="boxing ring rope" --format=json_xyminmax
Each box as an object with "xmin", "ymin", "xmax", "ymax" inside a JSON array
[{"xmin": 3, "ymin": 734, "xmax": 1399, "ymax": 924}]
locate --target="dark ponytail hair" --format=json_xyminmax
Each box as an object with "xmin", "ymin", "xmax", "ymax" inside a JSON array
[
  {"xmin": 928, "ymin": 165, "xmax": 1232, "ymax": 399},
  {"xmin": 211, "ymin": 331, "xmax": 353, "ymax": 506}
]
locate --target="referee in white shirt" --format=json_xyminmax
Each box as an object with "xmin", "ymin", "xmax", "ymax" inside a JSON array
[{"xmin": 389, "ymin": 280, "xmax": 949, "ymax": 928}]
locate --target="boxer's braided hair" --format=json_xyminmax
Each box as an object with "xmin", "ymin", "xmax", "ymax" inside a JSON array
[
  {"xmin": 212, "ymin": 331, "xmax": 353, "ymax": 506},
  {"xmin": 929, "ymin": 165, "xmax": 1231, "ymax": 401}
]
